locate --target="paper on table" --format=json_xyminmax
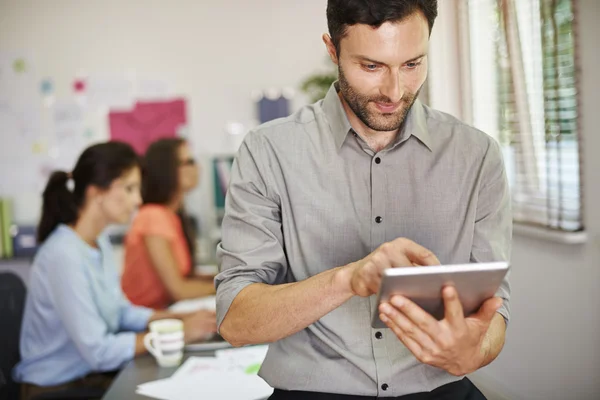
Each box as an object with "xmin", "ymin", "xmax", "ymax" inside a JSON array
[
  {"xmin": 168, "ymin": 295, "xmax": 216, "ymax": 313},
  {"xmin": 136, "ymin": 379, "xmax": 171, "ymax": 400},
  {"xmin": 172, "ymin": 345, "xmax": 269, "ymax": 378},
  {"xmin": 136, "ymin": 346, "xmax": 272, "ymax": 400},
  {"xmin": 195, "ymin": 264, "xmax": 218, "ymax": 276},
  {"xmin": 171, "ymin": 357, "xmax": 227, "ymax": 379},
  {"xmin": 215, "ymin": 345, "xmax": 269, "ymax": 370},
  {"xmin": 137, "ymin": 370, "xmax": 272, "ymax": 400}
]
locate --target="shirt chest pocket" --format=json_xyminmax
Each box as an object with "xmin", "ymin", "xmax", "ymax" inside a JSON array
[{"xmin": 285, "ymin": 190, "xmax": 370, "ymax": 270}]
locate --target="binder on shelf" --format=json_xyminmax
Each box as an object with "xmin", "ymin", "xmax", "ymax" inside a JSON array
[
  {"xmin": 212, "ymin": 156, "xmax": 234, "ymax": 210},
  {"xmin": 0, "ymin": 199, "xmax": 14, "ymax": 259},
  {"xmin": 0, "ymin": 200, "xmax": 4, "ymax": 258},
  {"xmin": 12, "ymin": 225, "xmax": 37, "ymax": 258}
]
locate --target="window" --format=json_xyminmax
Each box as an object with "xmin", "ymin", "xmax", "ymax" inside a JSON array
[{"xmin": 463, "ymin": 0, "xmax": 582, "ymax": 232}]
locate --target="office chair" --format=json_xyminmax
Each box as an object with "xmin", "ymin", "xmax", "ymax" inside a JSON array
[
  {"xmin": 0, "ymin": 272, "xmax": 26, "ymax": 400},
  {"xmin": 0, "ymin": 272, "xmax": 105, "ymax": 400}
]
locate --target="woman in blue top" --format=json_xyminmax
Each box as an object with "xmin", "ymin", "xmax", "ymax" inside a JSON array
[{"xmin": 14, "ymin": 141, "xmax": 216, "ymax": 399}]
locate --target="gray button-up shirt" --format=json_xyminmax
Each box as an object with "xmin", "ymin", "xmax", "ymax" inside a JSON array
[{"xmin": 215, "ymin": 83, "xmax": 511, "ymax": 397}]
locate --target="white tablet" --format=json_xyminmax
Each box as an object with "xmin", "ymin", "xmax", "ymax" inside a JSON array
[{"xmin": 371, "ymin": 261, "xmax": 509, "ymax": 329}]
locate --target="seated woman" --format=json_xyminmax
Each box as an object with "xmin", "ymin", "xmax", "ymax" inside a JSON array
[
  {"xmin": 121, "ymin": 138, "xmax": 215, "ymax": 309},
  {"xmin": 13, "ymin": 142, "xmax": 216, "ymax": 400}
]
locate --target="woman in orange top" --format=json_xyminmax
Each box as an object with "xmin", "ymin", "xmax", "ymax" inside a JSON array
[{"xmin": 122, "ymin": 138, "xmax": 215, "ymax": 309}]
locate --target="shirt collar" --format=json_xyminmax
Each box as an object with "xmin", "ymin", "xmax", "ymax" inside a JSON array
[
  {"xmin": 321, "ymin": 82, "xmax": 433, "ymax": 152},
  {"xmin": 322, "ymin": 82, "xmax": 353, "ymax": 150},
  {"xmin": 400, "ymin": 98, "xmax": 433, "ymax": 151},
  {"xmin": 58, "ymin": 224, "xmax": 102, "ymax": 258}
]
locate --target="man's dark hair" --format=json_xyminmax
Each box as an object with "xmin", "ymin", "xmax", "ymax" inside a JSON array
[{"xmin": 326, "ymin": 0, "xmax": 438, "ymax": 54}]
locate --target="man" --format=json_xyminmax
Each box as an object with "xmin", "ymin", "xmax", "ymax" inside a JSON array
[{"xmin": 215, "ymin": 0, "xmax": 511, "ymax": 399}]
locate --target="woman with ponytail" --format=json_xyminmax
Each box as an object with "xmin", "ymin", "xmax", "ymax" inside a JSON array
[
  {"xmin": 122, "ymin": 138, "xmax": 215, "ymax": 309},
  {"xmin": 14, "ymin": 142, "xmax": 216, "ymax": 399},
  {"xmin": 37, "ymin": 171, "xmax": 79, "ymax": 242}
]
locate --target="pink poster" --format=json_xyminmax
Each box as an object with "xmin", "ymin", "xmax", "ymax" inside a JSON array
[{"xmin": 108, "ymin": 98, "xmax": 187, "ymax": 154}]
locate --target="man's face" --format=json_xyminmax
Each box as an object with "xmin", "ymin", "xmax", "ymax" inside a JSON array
[{"xmin": 328, "ymin": 12, "xmax": 430, "ymax": 132}]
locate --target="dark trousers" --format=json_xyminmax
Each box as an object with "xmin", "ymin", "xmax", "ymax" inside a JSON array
[
  {"xmin": 20, "ymin": 371, "xmax": 117, "ymax": 400},
  {"xmin": 269, "ymin": 378, "xmax": 486, "ymax": 400}
]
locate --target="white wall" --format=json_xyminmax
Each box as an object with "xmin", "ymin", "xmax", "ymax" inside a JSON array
[
  {"xmin": 0, "ymin": 0, "xmax": 331, "ymax": 236},
  {"xmin": 469, "ymin": 1, "xmax": 600, "ymax": 399},
  {"xmin": 427, "ymin": 0, "xmax": 465, "ymax": 121}
]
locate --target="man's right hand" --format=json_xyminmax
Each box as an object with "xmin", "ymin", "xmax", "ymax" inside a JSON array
[{"xmin": 341, "ymin": 238, "xmax": 440, "ymax": 297}]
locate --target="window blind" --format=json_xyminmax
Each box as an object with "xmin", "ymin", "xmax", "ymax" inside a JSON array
[{"xmin": 465, "ymin": 0, "xmax": 582, "ymax": 232}]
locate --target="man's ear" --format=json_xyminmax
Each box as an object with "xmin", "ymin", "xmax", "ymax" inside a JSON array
[{"xmin": 322, "ymin": 34, "xmax": 339, "ymax": 65}]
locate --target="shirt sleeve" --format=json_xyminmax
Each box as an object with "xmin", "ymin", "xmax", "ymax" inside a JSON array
[
  {"xmin": 45, "ymin": 250, "xmax": 139, "ymax": 372},
  {"xmin": 98, "ymin": 234, "xmax": 153, "ymax": 331},
  {"xmin": 470, "ymin": 138, "xmax": 512, "ymax": 324},
  {"xmin": 136, "ymin": 206, "xmax": 177, "ymax": 240},
  {"xmin": 214, "ymin": 133, "xmax": 289, "ymax": 331},
  {"xmin": 118, "ymin": 293, "xmax": 153, "ymax": 331}
]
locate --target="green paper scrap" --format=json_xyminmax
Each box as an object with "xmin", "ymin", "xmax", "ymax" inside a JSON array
[
  {"xmin": 244, "ymin": 363, "xmax": 261, "ymax": 375},
  {"xmin": 13, "ymin": 58, "xmax": 26, "ymax": 73}
]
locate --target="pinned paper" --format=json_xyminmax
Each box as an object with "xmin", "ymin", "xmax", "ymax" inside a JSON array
[
  {"xmin": 40, "ymin": 78, "xmax": 53, "ymax": 95},
  {"xmin": 13, "ymin": 58, "xmax": 26, "ymax": 73},
  {"xmin": 137, "ymin": 79, "xmax": 170, "ymax": 100},
  {"xmin": 83, "ymin": 128, "xmax": 94, "ymax": 138},
  {"xmin": 51, "ymin": 100, "xmax": 87, "ymax": 170},
  {"xmin": 32, "ymin": 141, "xmax": 47, "ymax": 154},
  {"xmin": 73, "ymin": 79, "xmax": 86, "ymax": 93},
  {"xmin": 255, "ymin": 89, "xmax": 291, "ymax": 123},
  {"xmin": 43, "ymin": 96, "xmax": 56, "ymax": 108},
  {"xmin": 0, "ymin": 101, "xmax": 41, "ymax": 142},
  {"xmin": 86, "ymin": 75, "xmax": 133, "ymax": 110},
  {"xmin": 108, "ymin": 98, "xmax": 187, "ymax": 154},
  {"xmin": 54, "ymin": 101, "xmax": 84, "ymax": 132},
  {"xmin": 0, "ymin": 51, "xmax": 37, "ymax": 105}
]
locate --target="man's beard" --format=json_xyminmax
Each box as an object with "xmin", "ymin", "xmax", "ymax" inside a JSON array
[{"xmin": 338, "ymin": 66, "xmax": 421, "ymax": 132}]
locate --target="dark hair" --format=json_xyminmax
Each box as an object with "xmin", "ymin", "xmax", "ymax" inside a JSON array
[
  {"xmin": 326, "ymin": 0, "xmax": 438, "ymax": 54},
  {"xmin": 142, "ymin": 138, "xmax": 196, "ymax": 264},
  {"xmin": 38, "ymin": 141, "xmax": 140, "ymax": 243},
  {"xmin": 142, "ymin": 138, "xmax": 185, "ymax": 205}
]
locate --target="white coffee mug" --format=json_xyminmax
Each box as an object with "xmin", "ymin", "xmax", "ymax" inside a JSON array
[{"xmin": 144, "ymin": 319, "xmax": 184, "ymax": 367}]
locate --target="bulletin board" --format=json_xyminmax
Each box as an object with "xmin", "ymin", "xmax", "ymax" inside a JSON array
[{"xmin": 0, "ymin": 51, "xmax": 188, "ymax": 198}]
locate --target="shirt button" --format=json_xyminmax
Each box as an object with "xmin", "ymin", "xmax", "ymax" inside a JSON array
[
  {"xmin": 375, "ymin": 216, "xmax": 382, "ymax": 223},
  {"xmin": 381, "ymin": 383, "xmax": 389, "ymax": 391},
  {"xmin": 375, "ymin": 331, "xmax": 383, "ymax": 339},
  {"xmin": 374, "ymin": 157, "xmax": 381, "ymax": 164}
]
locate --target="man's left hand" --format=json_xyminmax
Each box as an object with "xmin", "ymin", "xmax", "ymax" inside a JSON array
[{"xmin": 379, "ymin": 286, "xmax": 502, "ymax": 376}]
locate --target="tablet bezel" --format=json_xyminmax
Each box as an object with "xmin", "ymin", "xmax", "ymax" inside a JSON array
[{"xmin": 371, "ymin": 261, "xmax": 509, "ymax": 329}]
